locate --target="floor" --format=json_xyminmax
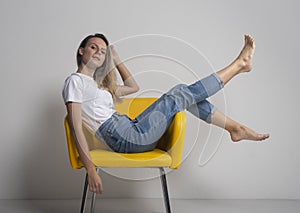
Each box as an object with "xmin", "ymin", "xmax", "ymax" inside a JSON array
[{"xmin": 0, "ymin": 199, "xmax": 299, "ymax": 213}]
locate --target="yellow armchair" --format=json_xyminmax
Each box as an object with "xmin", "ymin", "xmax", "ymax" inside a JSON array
[{"xmin": 64, "ymin": 98, "xmax": 187, "ymax": 213}]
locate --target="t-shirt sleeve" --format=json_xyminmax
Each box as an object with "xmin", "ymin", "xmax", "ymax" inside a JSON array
[{"xmin": 62, "ymin": 74, "xmax": 83, "ymax": 104}]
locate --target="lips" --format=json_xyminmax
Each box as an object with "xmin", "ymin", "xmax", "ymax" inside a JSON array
[{"xmin": 92, "ymin": 55, "xmax": 101, "ymax": 61}]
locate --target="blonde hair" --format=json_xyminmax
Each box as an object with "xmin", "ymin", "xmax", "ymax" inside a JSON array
[{"xmin": 93, "ymin": 46, "xmax": 119, "ymax": 100}]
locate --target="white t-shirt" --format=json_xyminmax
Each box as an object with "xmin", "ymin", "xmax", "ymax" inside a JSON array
[{"xmin": 62, "ymin": 73, "xmax": 116, "ymax": 132}]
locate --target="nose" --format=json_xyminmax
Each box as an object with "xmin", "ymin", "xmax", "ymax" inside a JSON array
[
  {"xmin": 97, "ymin": 47, "xmax": 102, "ymax": 54},
  {"xmin": 94, "ymin": 48, "xmax": 102, "ymax": 56},
  {"xmin": 95, "ymin": 47, "xmax": 100, "ymax": 54},
  {"xmin": 97, "ymin": 49, "xmax": 104, "ymax": 57}
]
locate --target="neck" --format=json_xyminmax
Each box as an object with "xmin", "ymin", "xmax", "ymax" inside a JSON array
[{"xmin": 77, "ymin": 64, "xmax": 95, "ymax": 78}]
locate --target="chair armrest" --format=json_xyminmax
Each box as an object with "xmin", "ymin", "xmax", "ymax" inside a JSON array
[{"xmin": 157, "ymin": 111, "xmax": 187, "ymax": 169}]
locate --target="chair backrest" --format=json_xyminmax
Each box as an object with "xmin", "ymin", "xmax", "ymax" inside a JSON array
[
  {"xmin": 114, "ymin": 98, "xmax": 158, "ymax": 118},
  {"xmin": 64, "ymin": 117, "xmax": 82, "ymax": 169},
  {"xmin": 64, "ymin": 98, "xmax": 186, "ymax": 169}
]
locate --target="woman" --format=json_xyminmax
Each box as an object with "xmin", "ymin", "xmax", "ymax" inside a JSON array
[{"xmin": 62, "ymin": 33, "xmax": 269, "ymax": 194}]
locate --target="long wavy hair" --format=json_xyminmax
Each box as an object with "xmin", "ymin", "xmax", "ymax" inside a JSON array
[{"xmin": 76, "ymin": 33, "xmax": 118, "ymax": 100}]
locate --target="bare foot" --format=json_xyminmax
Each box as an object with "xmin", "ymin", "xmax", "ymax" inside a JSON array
[
  {"xmin": 230, "ymin": 125, "xmax": 269, "ymax": 142},
  {"xmin": 236, "ymin": 34, "xmax": 256, "ymax": 73}
]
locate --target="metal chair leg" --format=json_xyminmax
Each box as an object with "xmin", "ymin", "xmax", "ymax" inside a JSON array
[
  {"xmin": 90, "ymin": 167, "xmax": 100, "ymax": 213},
  {"xmin": 90, "ymin": 191, "xmax": 97, "ymax": 213},
  {"xmin": 80, "ymin": 173, "xmax": 89, "ymax": 213},
  {"xmin": 159, "ymin": 167, "xmax": 171, "ymax": 213}
]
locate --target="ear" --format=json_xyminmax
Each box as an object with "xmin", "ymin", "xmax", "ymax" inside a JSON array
[{"xmin": 78, "ymin": 47, "xmax": 84, "ymax": 56}]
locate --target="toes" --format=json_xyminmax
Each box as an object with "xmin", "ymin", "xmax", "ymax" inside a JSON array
[
  {"xmin": 249, "ymin": 36, "xmax": 254, "ymax": 46},
  {"xmin": 244, "ymin": 34, "xmax": 249, "ymax": 44},
  {"xmin": 257, "ymin": 134, "xmax": 270, "ymax": 141},
  {"xmin": 249, "ymin": 36, "xmax": 255, "ymax": 47},
  {"xmin": 244, "ymin": 34, "xmax": 255, "ymax": 46}
]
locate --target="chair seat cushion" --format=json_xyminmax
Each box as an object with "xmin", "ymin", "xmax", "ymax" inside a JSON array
[{"xmin": 89, "ymin": 148, "xmax": 172, "ymax": 167}]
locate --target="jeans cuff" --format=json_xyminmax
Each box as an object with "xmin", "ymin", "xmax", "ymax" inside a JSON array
[
  {"xmin": 206, "ymin": 105, "xmax": 217, "ymax": 123},
  {"xmin": 212, "ymin": 72, "xmax": 224, "ymax": 88}
]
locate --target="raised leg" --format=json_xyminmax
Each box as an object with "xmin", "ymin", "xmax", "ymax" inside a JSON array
[
  {"xmin": 160, "ymin": 168, "xmax": 171, "ymax": 213},
  {"xmin": 216, "ymin": 34, "xmax": 256, "ymax": 85},
  {"xmin": 201, "ymin": 35, "xmax": 269, "ymax": 142}
]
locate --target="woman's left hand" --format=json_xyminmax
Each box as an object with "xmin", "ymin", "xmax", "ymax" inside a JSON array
[
  {"xmin": 110, "ymin": 45, "xmax": 121, "ymax": 65},
  {"xmin": 110, "ymin": 44, "xmax": 140, "ymax": 96}
]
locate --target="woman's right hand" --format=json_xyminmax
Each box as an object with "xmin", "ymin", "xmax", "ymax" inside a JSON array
[
  {"xmin": 66, "ymin": 103, "xmax": 103, "ymax": 193},
  {"xmin": 87, "ymin": 168, "xmax": 103, "ymax": 194}
]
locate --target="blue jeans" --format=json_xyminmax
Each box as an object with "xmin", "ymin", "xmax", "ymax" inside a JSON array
[{"xmin": 96, "ymin": 73, "xmax": 224, "ymax": 153}]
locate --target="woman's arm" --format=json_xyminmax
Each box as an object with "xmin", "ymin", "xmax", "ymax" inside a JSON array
[
  {"xmin": 111, "ymin": 45, "xmax": 140, "ymax": 96},
  {"xmin": 66, "ymin": 102, "xmax": 103, "ymax": 194}
]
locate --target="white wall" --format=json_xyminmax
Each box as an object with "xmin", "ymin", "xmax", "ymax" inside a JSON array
[{"xmin": 0, "ymin": 0, "xmax": 299, "ymax": 199}]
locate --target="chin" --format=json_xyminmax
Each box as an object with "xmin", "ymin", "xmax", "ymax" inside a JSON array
[
  {"xmin": 87, "ymin": 61, "xmax": 103, "ymax": 70},
  {"xmin": 93, "ymin": 60, "xmax": 104, "ymax": 68}
]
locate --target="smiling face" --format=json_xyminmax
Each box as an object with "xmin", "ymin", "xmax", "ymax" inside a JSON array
[{"xmin": 78, "ymin": 37, "xmax": 107, "ymax": 70}]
